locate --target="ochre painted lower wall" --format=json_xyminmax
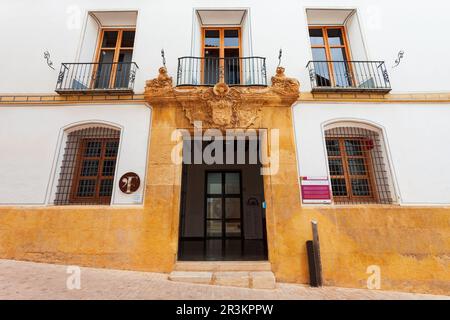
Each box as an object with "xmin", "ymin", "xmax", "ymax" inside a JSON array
[
  {"xmin": 0, "ymin": 206, "xmax": 448, "ymax": 295},
  {"xmin": 0, "ymin": 206, "xmax": 177, "ymax": 272},
  {"xmin": 270, "ymin": 206, "xmax": 450, "ymax": 295}
]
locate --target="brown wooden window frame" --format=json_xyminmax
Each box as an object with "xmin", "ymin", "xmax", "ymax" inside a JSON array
[
  {"xmin": 70, "ymin": 137, "xmax": 120, "ymax": 205},
  {"xmin": 326, "ymin": 136, "xmax": 378, "ymax": 204},
  {"xmin": 93, "ymin": 28, "xmax": 136, "ymax": 88},
  {"xmin": 201, "ymin": 27, "xmax": 242, "ymax": 59},
  {"xmin": 309, "ymin": 26, "xmax": 353, "ymax": 87},
  {"xmin": 201, "ymin": 27, "xmax": 242, "ymax": 84}
]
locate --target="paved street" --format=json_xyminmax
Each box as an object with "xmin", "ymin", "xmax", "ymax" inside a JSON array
[{"xmin": 0, "ymin": 259, "xmax": 448, "ymax": 300}]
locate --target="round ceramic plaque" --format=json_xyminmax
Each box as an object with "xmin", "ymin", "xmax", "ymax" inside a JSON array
[{"xmin": 119, "ymin": 172, "xmax": 141, "ymax": 194}]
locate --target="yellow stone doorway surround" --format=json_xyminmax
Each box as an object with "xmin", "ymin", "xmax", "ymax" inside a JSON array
[
  {"xmin": 0, "ymin": 67, "xmax": 448, "ymax": 295},
  {"xmin": 143, "ymin": 66, "xmax": 301, "ymax": 279}
]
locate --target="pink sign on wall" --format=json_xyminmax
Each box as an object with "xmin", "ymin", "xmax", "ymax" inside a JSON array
[{"xmin": 300, "ymin": 177, "xmax": 331, "ymax": 204}]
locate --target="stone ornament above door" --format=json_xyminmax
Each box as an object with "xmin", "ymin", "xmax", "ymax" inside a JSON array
[{"xmin": 145, "ymin": 66, "xmax": 300, "ymax": 129}]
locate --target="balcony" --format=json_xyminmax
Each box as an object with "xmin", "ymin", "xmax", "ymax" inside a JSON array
[
  {"xmin": 307, "ymin": 61, "xmax": 391, "ymax": 93},
  {"xmin": 55, "ymin": 62, "xmax": 139, "ymax": 94},
  {"xmin": 176, "ymin": 56, "xmax": 267, "ymax": 87}
]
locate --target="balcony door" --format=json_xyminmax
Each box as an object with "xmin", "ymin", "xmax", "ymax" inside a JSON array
[
  {"xmin": 309, "ymin": 26, "xmax": 353, "ymax": 87},
  {"xmin": 94, "ymin": 29, "xmax": 135, "ymax": 89},
  {"xmin": 202, "ymin": 28, "xmax": 241, "ymax": 85}
]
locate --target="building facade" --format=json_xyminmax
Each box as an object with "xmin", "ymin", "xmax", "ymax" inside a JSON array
[{"xmin": 0, "ymin": 0, "xmax": 449, "ymax": 294}]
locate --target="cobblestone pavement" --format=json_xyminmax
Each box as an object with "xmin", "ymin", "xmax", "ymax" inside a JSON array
[{"xmin": 0, "ymin": 260, "xmax": 448, "ymax": 300}]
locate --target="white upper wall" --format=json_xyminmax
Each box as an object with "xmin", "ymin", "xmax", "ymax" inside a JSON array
[{"xmin": 0, "ymin": 0, "xmax": 449, "ymax": 94}]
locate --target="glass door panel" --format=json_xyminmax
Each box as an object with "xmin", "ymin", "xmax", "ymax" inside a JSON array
[
  {"xmin": 309, "ymin": 28, "xmax": 325, "ymax": 46},
  {"xmin": 225, "ymin": 198, "xmax": 241, "ymax": 219},
  {"xmin": 203, "ymin": 49, "xmax": 219, "ymax": 85},
  {"xmin": 205, "ymin": 172, "xmax": 242, "ymax": 240},
  {"xmin": 114, "ymin": 50, "xmax": 133, "ymax": 88},
  {"xmin": 311, "ymin": 48, "xmax": 331, "ymax": 86},
  {"xmin": 207, "ymin": 172, "xmax": 222, "ymax": 194},
  {"xmin": 330, "ymin": 47, "xmax": 351, "ymax": 87},
  {"xmin": 224, "ymin": 29, "xmax": 239, "ymax": 47},
  {"xmin": 206, "ymin": 198, "xmax": 222, "ymax": 219},
  {"xmin": 224, "ymin": 49, "xmax": 240, "ymax": 85},
  {"xmin": 120, "ymin": 31, "xmax": 135, "ymax": 48},
  {"xmin": 204, "ymin": 30, "xmax": 220, "ymax": 47},
  {"xmin": 327, "ymin": 28, "xmax": 345, "ymax": 45},
  {"xmin": 226, "ymin": 222, "xmax": 241, "ymax": 237},
  {"xmin": 95, "ymin": 50, "xmax": 114, "ymax": 89},
  {"xmin": 207, "ymin": 221, "xmax": 222, "ymax": 237},
  {"xmin": 101, "ymin": 31, "xmax": 118, "ymax": 48},
  {"xmin": 225, "ymin": 172, "xmax": 240, "ymax": 194}
]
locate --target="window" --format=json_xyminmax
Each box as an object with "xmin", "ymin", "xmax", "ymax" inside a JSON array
[
  {"xmin": 54, "ymin": 126, "xmax": 120, "ymax": 205},
  {"xmin": 202, "ymin": 28, "xmax": 241, "ymax": 85},
  {"xmin": 70, "ymin": 138, "xmax": 119, "ymax": 204},
  {"xmin": 94, "ymin": 29, "xmax": 136, "ymax": 89},
  {"xmin": 325, "ymin": 126, "xmax": 393, "ymax": 204},
  {"xmin": 309, "ymin": 26, "xmax": 352, "ymax": 87},
  {"xmin": 326, "ymin": 137, "xmax": 376, "ymax": 202}
]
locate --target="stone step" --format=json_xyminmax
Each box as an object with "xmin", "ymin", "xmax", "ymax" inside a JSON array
[
  {"xmin": 174, "ymin": 261, "xmax": 272, "ymax": 272},
  {"xmin": 169, "ymin": 271, "xmax": 276, "ymax": 289},
  {"xmin": 169, "ymin": 271, "xmax": 213, "ymax": 285}
]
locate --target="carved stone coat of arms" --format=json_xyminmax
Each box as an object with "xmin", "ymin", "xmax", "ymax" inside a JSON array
[{"xmin": 183, "ymin": 82, "xmax": 261, "ymax": 130}]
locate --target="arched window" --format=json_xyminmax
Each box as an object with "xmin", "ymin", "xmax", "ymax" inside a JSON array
[
  {"xmin": 54, "ymin": 126, "xmax": 120, "ymax": 205},
  {"xmin": 324, "ymin": 124, "xmax": 394, "ymax": 204}
]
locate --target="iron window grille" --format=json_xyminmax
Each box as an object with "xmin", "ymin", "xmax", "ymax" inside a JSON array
[
  {"xmin": 54, "ymin": 126, "xmax": 120, "ymax": 205},
  {"xmin": 325, "ymin": 126, "xmax": 393, "ymax": 205}
]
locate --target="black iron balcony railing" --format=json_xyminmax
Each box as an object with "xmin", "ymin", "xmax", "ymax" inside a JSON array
[
  {"xmin": 306, "ymin": 61, "xmax": 391, "ymax": 93},
  {"xmin": 55, "ymin": 62, "xmax": 139, "ymax": 94},
  {"xmin": 177, "ymin": 56, "xmax": 267, "ymax": 87}
]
